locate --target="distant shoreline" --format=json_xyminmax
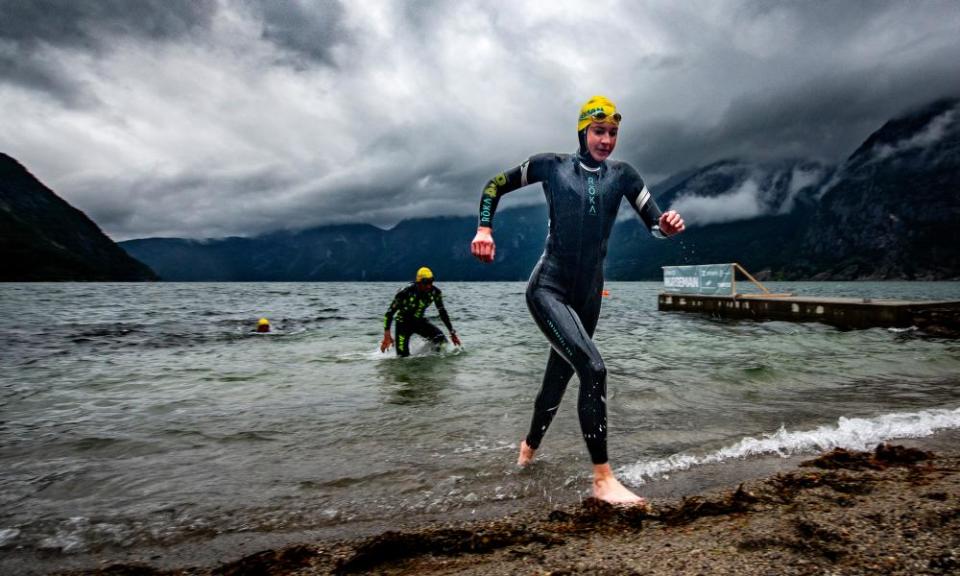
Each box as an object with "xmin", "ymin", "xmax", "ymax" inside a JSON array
[{"xmin": 4, "ymin": 279, "xmax": 960, "ymax": 283}]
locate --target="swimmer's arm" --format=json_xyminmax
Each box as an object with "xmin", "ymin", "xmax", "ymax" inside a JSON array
[
  {"xmin": 433, "ymin": 290, "xmax": 455, "ymax": 333},
  {"xmin": 473, "ymin": 155, "xmax": 550, "ymax": 262},
  {"xmin": 625, "ymin": 168, "xmax": 684, "ymax": 238},
  {"xmin": 477, "ymin": 155, "xmax": 548, "ymax": 229},
  {"xmin": 628, "ymin": 183, "xmax": 667, "ymax": 239},
  {"xmin": 383, "ymin": 293, "xmax": 401, "ymax": 331}
]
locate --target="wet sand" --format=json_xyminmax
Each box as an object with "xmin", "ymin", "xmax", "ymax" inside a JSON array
[{"xmin": 60, "ymin": 436, "xmax": 960, "ymax": 576}]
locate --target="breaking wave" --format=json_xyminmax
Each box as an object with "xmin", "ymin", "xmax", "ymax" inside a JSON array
[{"xmin": 622, "ymin": 406, "xmax": 960, "ymax": 484}]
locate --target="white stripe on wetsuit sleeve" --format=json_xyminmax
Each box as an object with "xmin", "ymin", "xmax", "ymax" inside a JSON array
[
  {"xmin": 635, "ymin": 185, "xmax": 651, "ymax": 209},
  {"xmin": 520, "ymin": 160, "xmax": 529, "ymax": 187}
]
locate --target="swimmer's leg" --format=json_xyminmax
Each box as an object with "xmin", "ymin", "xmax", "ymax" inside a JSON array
[
  {"xmin": 526, "ymin": 287, "xmax": 645, "ymax": 506},
  {"xmin": 525, "ymin": 287, "xmax": 608, "ymax": 464},
  {"xmin": 395, "ymin": 321, "xmax": 412, "ymax": 357},
  {"xmin": 576, "ymin": 291, "xmax": 645, "ymax": 505},
  {"xmin": 413, "ymin": 320, "xmax": 447, "ymax": 351},
  {"xmin": 521, "ymin": 349, "xmax": 574, "ymax": 465}
]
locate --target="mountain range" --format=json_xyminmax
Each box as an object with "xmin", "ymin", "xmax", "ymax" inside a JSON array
[
  {"xmin": 2, "ymin": 98, "xmax": 957, "ymax": 282},
  {"xmin": 805, "ymin": 98, "xmax": 960, "ymax": 279}
]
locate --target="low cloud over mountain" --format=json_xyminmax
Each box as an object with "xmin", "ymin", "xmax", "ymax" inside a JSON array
[{"xmin": 115, "ymin": 98, "xmax": 960, "ymax": 281}]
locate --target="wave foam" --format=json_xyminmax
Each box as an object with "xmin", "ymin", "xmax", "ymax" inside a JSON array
[{"xmin": 622, "ymin": 407, "xmax": 960, "ymax": 485}]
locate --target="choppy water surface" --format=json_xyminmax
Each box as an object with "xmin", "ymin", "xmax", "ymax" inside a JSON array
[{"xmin": 2, "ymin": 281, "xmax": 959, "ymax": 570}]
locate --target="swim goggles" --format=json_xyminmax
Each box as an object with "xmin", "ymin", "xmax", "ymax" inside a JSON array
[{"xmin": 578, "ymin": 109, "xmax": 622, "ymax": 125}]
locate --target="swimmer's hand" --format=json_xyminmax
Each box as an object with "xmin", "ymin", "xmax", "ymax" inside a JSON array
[
  {"xmin": 450, "ymin": 331, "xmax": 461, "ymax": 347},
  {"xmin": 659, "ymin": 210, "xmax": 685, "ymax": 236},
  {"xmin": 380, "ymin": 330, "xmax": 394, "ymax": 353},
  {"xmin": 471, "ymin": 227, "xmax": 496, "ymax": 262}
]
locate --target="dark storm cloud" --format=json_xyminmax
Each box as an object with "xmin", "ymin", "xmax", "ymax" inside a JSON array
[
  {"xmin": 0, "ymin": 0, "xmax": 217, "ymax": 103},
  {"xmin": 621, "ymin": 12, "xmax": 960, "ymax": 178},
  {"xmin": 253, "ymin": 1, "xmax": 349, "ymax": 68},
  {"xmin": 89, "ymin": 158, "xmax": 500, "ymax": 240},
  {"xmin": 0, "ymin": 0, "xmax": 216, "ymax": 46},
  {"xmin": 72, "ymin": 164, "xmax": 306, "ymax": 239},
  {"xmin": 736, "ymin": 0, "xmax": 916, "ymax": 40},
  {"xmin": 0, "ymin": 49, "xmax": 79, "ymax": 103},
  {"xmin": 626, "ymin": 71, "xmax": 960, "ymax": 177},
  {"xmin": 2, "ymin": 0, "xmax": 960, "ymax": 239}
]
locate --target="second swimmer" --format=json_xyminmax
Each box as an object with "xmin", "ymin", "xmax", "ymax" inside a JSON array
[{"xmin": 381, "ymin": 267, "xmax": 461, "ymax": 356}]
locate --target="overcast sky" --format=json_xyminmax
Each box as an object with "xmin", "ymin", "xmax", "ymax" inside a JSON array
[{"xmin": 2, "ymin": 0, "xmax": 960, "ymax": 240}]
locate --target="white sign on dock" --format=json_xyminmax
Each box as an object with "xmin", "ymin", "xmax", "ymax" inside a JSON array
[{"xmin": 663, "ymin": 264, "xmax": 734, "ymax": 295}]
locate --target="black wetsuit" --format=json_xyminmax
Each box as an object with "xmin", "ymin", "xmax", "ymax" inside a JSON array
[
  {"xmin": 479, "ymin": 148, "xmax": 665, "ymax": 464},
  {"xmin": 384, "ymin": 283, "xmax": 454, "ymax": 357}
]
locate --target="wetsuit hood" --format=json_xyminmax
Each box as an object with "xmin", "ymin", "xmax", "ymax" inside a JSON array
[{"xmin": 577, "ymin": 130, "xmax": 603, "ymax": 169}]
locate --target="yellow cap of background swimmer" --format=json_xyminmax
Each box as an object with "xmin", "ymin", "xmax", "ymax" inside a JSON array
[
  {"xmin": 416, "ymin": 267, "xmax": 434, "ymax": 282},
  {"xmin": 577, "ymin": 95, "xmax": 621, "ymax": 132},
  {"xmin": 258, "ymin": 318, "xmax": 270, "ymax": 326}
]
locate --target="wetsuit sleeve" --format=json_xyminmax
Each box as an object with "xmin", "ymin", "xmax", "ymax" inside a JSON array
[
  {"xmin": 433, "ymin": 288, "xmax": 454, "ymax": 333},
  {"xmin": 384, "ymin": 290, "xmax": 402, "ymax": 330},
  {"xmin": 623, "ymin": 165, "xmax": 667, "ymax": 239},
  {"xmin": 478, "ymin": 154, "xmax": 550, "ymax": 229}
]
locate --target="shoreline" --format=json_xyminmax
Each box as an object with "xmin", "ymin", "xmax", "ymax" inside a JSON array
[{"xmin": 45, "ymin": 431, "xmax": 960, "ymax": 576}]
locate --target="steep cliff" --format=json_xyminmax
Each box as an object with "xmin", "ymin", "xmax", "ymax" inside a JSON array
[{"xmin": 0, "ymin": 153, "xmax": 157, "ymax": 281}]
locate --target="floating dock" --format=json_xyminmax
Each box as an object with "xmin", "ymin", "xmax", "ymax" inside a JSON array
[
  {"xmin": 658, "ymin": 263, "xmax": 960, "ymax": 331},
  {"xmin": 657, "ymin": 292, "xmax": 960, "ymax": 330}
]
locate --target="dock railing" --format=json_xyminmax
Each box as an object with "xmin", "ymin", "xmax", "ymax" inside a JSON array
[{"xmin": 662, "ymin": 263, "xmax": 792, "ymax": 298}]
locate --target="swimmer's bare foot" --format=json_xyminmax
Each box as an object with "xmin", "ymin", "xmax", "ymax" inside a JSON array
[
  {"xmin": 517, "ymin": 439, "xmax": 536, "ymax": 466},
  {"xmin": 592, "ymin": 463, "xmax": 647, "ymax": 507}
]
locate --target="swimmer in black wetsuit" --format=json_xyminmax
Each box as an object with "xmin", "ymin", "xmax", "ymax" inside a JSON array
[
  {"xmin": 470, "ymin": 96, "xmax": 685, "ymax": 505},
  {"xmin": 381, "ymin": 267, "xmax": 461, "ymax": 356}
]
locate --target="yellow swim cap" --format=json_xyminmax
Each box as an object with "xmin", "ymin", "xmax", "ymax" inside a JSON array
[
  {"xmin": 416, "ymin": 267, "xmax": 434, "ymax": 282},
  {"xmin": 258, "ymin": 318, "xmax": 270, "ymax": 326},
  {"xmin": 577, "ymin": 95, "xmax": 621, "ymax": 132}
]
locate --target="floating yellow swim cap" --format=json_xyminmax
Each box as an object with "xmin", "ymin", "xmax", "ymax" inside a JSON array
[
  {"xmin": 416, "ymin": 267, "xmax": 434, "ymax": 282},
  {"xmin": 258, "ymin": 318, "xmax": 270, "ymax": 326},
  {"xmin": 577, "ymin": 95, "xmax": 621, "ymax": 132}
]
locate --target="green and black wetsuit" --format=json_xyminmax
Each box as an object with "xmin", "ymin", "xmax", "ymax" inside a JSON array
[
  {"xmin": 479, "ymin": 148, "xmax": 665, "ymax": 464},
  {"xmin": 384, "ymin": 283, "xmax": 454, "ymax": 357}
]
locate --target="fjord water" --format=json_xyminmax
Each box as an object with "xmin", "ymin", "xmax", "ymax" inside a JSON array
[{"xmin": 2, "ymin": 282, "xmax": 960, "ymax": 569}]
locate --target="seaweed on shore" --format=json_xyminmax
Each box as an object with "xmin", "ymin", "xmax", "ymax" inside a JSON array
[
  {"xmin": 800, "ymin": 443, "xmax": 933, "ymax": 470},
  {"xmin": 546, "ymin": 497, "xmax": 648, "ymax": 532},
  {"xmin": 213, "ymin": 544, "xmax": 322, "ymax": 576},
  {"xmin": 334, "ymin": 524, "xmax": 563, "ymax": 574},
  {"xmin": 655, "ymin": 484, "xmax": 758, "ymax": 526},
  {"xmin": 58, "ymin": 444, "xmax": 951, "ymax": 576},
  {"xmin": 64, "ymin": 565, "xmax": 167, "ymax": 576},
  {"xmin": 768, "ymin": 469, "xmax": 878, "ymax": 503}
]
